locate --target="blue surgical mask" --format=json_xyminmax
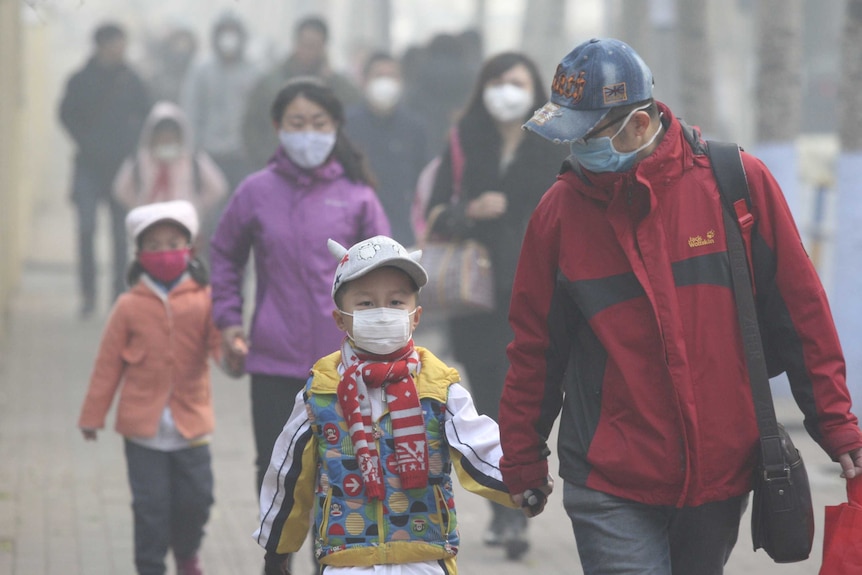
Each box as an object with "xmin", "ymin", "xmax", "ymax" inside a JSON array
[{"xmin": 569, "ymin": 105, "xmax": 661, "ymax": 173}]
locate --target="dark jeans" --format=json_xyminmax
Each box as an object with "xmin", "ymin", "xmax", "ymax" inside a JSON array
[
  {"xmin": 124, "ymin": 441, "xmax": 214, "ymax": 575},
  {"xmin": 563, "ymin": 482, "xmax": 747, "ymax": 575},
  {"xmin": 72, "ymin": 165, "xmax": 128, "ymax": 306}
]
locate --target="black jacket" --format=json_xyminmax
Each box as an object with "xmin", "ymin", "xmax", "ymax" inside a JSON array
[{"xmin": 59, "ymin": 58, "xmax": 150, "ymax": 181}]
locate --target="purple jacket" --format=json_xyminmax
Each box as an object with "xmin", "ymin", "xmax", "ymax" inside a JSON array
[{"xmin": 210, "ymin": 147, "xmax": 390, "ymax": 378}]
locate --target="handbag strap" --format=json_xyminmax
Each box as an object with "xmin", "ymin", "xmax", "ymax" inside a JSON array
[{"xmin": 706, "ymin": 140, "xmax": 787, "ymax": 476}]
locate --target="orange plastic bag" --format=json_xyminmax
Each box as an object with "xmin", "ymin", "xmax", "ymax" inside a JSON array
[{"xmin": 819, "ymin": 476, "xmax": 862, "ymax": 574}]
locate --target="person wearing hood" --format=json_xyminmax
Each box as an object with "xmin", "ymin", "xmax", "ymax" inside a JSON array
[
  {"xmin": 210, "ymin": 78, "xmax": 389, "ymax": 502},
  {"xmin": 181, "ymin": 13, "xmax": 259, "ymax": 193},
  {"xmin": 345, "ymin": 52, "xmax": 429, "ymax": 246},
  {"xmin": 113, "ymin": 101, "xmax": 228, "ymax": 260},
  {"xmin": 59, "ymin": 22, "xmax": 151, "ymax": 318},
  {"xmin": 241, "ymin": 15, "xmax": 361, "ymax": 169}
]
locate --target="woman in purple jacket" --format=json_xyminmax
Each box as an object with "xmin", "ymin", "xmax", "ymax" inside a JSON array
[{"xmin": 210, "ymin": 78, "xmax": 390, "ymax": 492}]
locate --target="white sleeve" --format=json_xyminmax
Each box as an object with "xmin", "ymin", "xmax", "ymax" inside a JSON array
[
  {"xmin": 443, "ymin": 382, "xmax": 507, "ymax": 486},
  {"xmin": 254, "ymin": 388, "xmax": 314, "ymax": 549}
]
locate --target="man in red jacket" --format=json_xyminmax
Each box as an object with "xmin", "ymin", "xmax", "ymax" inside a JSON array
[{"xmin": 498, "ymin": 37, "xmax": 862, "ymax": 574}]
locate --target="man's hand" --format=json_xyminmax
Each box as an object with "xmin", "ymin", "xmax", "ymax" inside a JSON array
[
  {"xmin": 512, "ymin": 476, "xmax": 554, "ymax": 518},
  {"xmin": 838, "ymin": 448, "xmax": 862, "ymax": 479}
]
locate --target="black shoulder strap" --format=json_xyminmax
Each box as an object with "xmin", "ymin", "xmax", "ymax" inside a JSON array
[
  {"xmin": 705, "ymin": 140, "xmax": 786, "ymax": 473},
  {"xmin": 706, "ymin": 140, "xmax": 752, "ymax": 219}
]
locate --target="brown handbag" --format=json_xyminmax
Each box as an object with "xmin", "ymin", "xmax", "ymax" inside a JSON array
[{"xmin": 418, "ymin": 206, "xmax": 495, "ymax": 319}]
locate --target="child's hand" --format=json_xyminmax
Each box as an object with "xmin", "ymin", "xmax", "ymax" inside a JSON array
[
  {"xmin": 221, "ymin": 325, "xmax": 248, "ymax": 378},
  {"xmin": 81, "ymin": 428, "xmax": 98, "ymax": 441}
]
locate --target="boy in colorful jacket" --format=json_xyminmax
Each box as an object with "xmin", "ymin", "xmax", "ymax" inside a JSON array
[{"xmin": 254, "ymin": 235, "xmax": 517, "ymax": 574}]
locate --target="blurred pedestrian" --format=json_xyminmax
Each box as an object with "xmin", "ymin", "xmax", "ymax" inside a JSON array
[
  {"xmin": 112, "ymin": 101, "xmax": 228, "ymax": 262},
  {"xmin": 59, "ymin": 22, "xmax": 151, "ymax": 317},
  {"xmin": 211, "ymin": 78, "xmax": 389, "ymax": 501},
  {"xmin": 345, "ymin": 52, "xmax": 429, "ymax": 246},
  {"xmin": 145, "ymin": 26, "xmax": 198, "ymax": 104},
  {"xmin": 78, "ymin": 200, "xmax": 221, "ymax": 575},
  {"xmin": 408, "ymin": 33, "xmax": 478, "ymax": 155},
  {"xmin": 181, "ymin": 12, "xmax": 259, "ymax": 192},
  {"xmin": 424, "ymin": 51, "xmax": 566, "ymax": 560},
  {"xmin": 499, "ymin": 37, "xmax": 862, "ymax": 574},
  {"xmin": 242, "ymin": 15, "xmax": 361, "ymax": 169}
]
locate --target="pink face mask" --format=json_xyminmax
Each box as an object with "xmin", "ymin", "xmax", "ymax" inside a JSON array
[{"xmin": 138, "ymin": 248, "xmax": 190, "ymax": 283}]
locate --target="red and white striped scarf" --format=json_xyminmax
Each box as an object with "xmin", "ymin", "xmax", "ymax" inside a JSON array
[{"xmin": 338, "ymin": 339, "xmax": 427, "ymax": 500}]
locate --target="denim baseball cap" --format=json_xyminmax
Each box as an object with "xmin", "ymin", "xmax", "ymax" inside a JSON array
[{"xmin": 524, "ymin": 38, "xmax": 654, "ymax": 143}]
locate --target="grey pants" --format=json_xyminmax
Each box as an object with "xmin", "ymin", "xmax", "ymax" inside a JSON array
[
  {"xmin": 564, "ymin": 482, "xmax": 747, "ymax": 575},
  {"xmin": 124, "ymin": 441, "xmax": 214, "ymax": 575}
]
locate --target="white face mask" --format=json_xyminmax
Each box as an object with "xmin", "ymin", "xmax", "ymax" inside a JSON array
[
  {"xmin": 483, "ymin": 83, "xmax": 533, "ymax": 123},
  {"xmin": 152, "ymin": 143, "xmax": 182, "ymax": 162},
  {"xmin": 365, "ymin": 77, "xmax": 402, "ymax": 112},
  {"xmin": 279, "ymin": 130, "xmax": 337, "ymax": 169},
  {"xmin": 216, "ymin": 32, "xmax": 242, "ymax": 56},
  {"xmin": 341, "ymin": 307, "xmax": 416, "ymax": 355}
]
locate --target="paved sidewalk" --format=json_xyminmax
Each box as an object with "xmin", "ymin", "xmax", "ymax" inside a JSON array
[{"xmin": 0, "ymin": 194, "xmax": 844, "ymax": 574}]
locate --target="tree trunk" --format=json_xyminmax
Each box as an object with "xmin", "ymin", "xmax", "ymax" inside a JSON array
[
  {"xmin": 676, "ymin": 0, "xmax": 715, "ymax": 135},
  {"xmin": 618, "ymin": 0, "xmax": 652, "ymax": 63},
  {"xmin": 756, "ymin": 0, "xmax": 802, "ymax": 143},
  {"xmin": 830, "ymin": 0, "xmax": 862, "ymax": 410},
  {"xmin": 520, "ymin": 0, "xmax": 568, "ymax": 85}
]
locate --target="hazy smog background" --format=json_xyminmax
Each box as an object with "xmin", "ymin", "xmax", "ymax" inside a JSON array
[{"xmin": 1, "ymin": 1, "xmax": 862, "ymax": 574}]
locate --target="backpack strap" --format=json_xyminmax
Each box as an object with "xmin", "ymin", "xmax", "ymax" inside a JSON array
[
  {"xmin": 191, "ymin": 152, "xmax": 202, "ymax": 196},
  {"xmin": 705, "ymin": 140, "xmax": 756, "ymax": 294}
]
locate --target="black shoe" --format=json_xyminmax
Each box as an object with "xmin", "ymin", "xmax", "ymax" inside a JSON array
[{"xmin": 503, "ymin": 522, "xmax": 529, "ymax": 560}]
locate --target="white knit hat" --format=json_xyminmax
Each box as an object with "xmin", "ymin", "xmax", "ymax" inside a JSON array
[
  {"xmin": 125, "ymin": 200, "xmax": 199, "ymax": 245},
  {"xmin": 328, "ymin": 235, "xmax": 427, "ymax": 299}
]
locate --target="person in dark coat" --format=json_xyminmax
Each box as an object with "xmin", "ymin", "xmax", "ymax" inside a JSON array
[
  {"xmin": 425, "ymin": 51, "xmax": 567, "ymax": 560},
  {"xmin": 241, "ymin": 15, "xmax": 361, "ymax": 170},
  {"xmin": 345, "ymin": 52, "xmax": 429, "ymax": 246},
  {"xmin": 59, "ymin": 22, "xmax": 151, "ymax": 317}
]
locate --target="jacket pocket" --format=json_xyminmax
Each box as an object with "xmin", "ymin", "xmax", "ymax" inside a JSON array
[{"xmin": 121, "ymin": 345, "xmax": 148, "ymax": 365}]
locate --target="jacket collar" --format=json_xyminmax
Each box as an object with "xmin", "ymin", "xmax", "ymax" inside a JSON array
[
  {"xmin": 133, "ymin": 274, "xmax": 196, "ymax": 300},
  {"xmin": 561, "ymin": 102, "xmax": 694, "ymax": 204}
]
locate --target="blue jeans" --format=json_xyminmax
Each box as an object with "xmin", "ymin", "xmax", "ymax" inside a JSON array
[
  {"xmin": 124, "ymin": 441, "xmax": 214, "ymax": 575},
  {"xmin": 563, "ymin": 482, "xmax": 747, "ymax": 575}
]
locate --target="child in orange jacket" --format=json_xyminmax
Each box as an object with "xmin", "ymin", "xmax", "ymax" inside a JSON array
[{"xmin": 78, "ymin": 200, "xmax": 223, "ymax": 575}]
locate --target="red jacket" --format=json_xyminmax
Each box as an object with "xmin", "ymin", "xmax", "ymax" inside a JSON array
[
  {"xmin": 79, "ymin": 277, "xmax": 221, "ymax": 439},
  {"xmin": 499, "ymin": 104, "xmax": 862, "ymax": 507}
]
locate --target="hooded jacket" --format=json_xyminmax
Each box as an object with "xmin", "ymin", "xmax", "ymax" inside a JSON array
[
  {"xmin": 209, "ymin": 147, "xmax": 390, "ymax": 378},
  {"xmin": 499, "ymin": 103, "xmax": 862, "ymax": 507},
  {"xmin": 78, "ymin": 276, "xmax": 222, "ymax": 439},
  {"xmin": 112, "ymin": 101, "xmax": 228, "ymax": 214}
]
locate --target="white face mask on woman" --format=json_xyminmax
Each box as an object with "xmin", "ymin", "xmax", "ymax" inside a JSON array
[
  {"xmin": 341, "ymin": 307, "xmax": 416, "ymax": 355},
  {"xmin": 483, "ymin": 83, "xmax": 533, "ymax": 123},
  {"xmin": 278, "ymin": 130, "xmax": 337, "ymax": 169}
]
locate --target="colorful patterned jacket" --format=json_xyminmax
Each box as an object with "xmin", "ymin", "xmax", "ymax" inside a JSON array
[{"xmin": 255, "ymin": 346, "xmax": 514, "ymax": 571}]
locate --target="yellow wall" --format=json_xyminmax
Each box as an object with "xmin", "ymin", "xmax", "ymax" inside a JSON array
[{"xmin": 0, "ymin": 0, "xmax": 22, "ymax": 335}]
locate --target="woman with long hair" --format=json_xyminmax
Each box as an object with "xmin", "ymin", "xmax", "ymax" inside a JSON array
[{"xmin": 425, "ymin": 52, "xmax": 567, "ymax": 560}]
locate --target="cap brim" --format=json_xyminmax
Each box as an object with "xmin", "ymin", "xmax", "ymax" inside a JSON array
[
  {"xmin": 340, "ymin": 258, "xmax": 429, "ymax": 292},
  {"xmin": 523, "ymin": 102, "xmax": 610, "ymax": 144}
]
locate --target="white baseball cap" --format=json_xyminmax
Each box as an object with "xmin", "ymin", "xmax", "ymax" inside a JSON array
[
  {"xmin": 328, "ymin": 235, "xmax": 427, "ymax": 299},
  {"xmin": 125, "ymin": 200, "xmax": 199, "ymax": 245}
]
